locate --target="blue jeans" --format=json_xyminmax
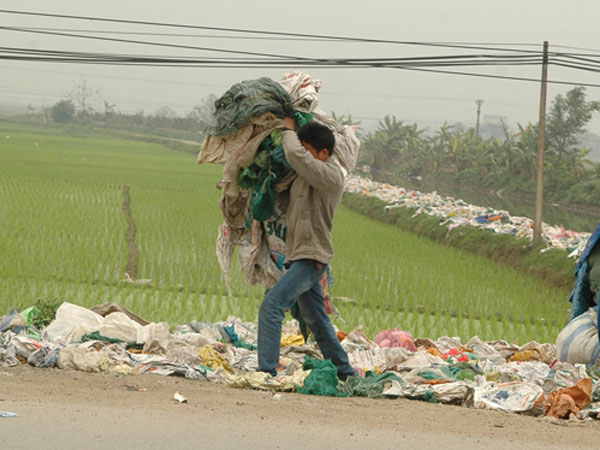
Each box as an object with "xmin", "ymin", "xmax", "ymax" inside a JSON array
[{"xmin": 257, "ymin": 259, "xmax": 354, "ymax": 378}]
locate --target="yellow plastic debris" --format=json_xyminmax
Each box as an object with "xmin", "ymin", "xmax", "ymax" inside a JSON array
[
  {"xmin": 508, "ymin": 348, "xmax": 543, "ymax": 362},
  {"xmin": 199, "ymin": 344, "xmax": 232, "ymax": 373},
  {"xmin": 281, "ymin": 334, "xmax": 305, "ymax": 347}
]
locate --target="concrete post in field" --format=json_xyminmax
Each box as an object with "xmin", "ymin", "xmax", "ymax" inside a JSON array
[{"xmin": 533, "ymin": 41, "xmax": 549, "ymax": 246}]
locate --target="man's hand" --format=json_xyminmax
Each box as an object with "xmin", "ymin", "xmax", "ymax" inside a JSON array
[{"xmin": 283, "ymin": 117, "xmax": 296, "ymax": 131}]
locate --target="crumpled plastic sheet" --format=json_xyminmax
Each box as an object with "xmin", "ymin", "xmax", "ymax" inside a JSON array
[
  {"xmin": 549, "ymin": 361, "xmax": 589, "ymax": 387},
  {"xmin": 382, "ymin": 378, "xmax": 472, "ymax": 404},
  {"xmin": 464, "ymin": 336, "xmax": 506, "ymax": 363},
  {"xmin": 28, "ymin": 344, "xmax": 62, "ymax": 368},
  {"xmin": 224, "ymin": 369, "xmax": 310, "ymax": 391},
  {"xmin": 224, "ymin": 316, "xmax": 257, "ymax": 346},
  {"xmin": 278, "ymin": 71, "xmax": 359, "ymax": 172},
  {"xmin": 579, "ymin": 402, "xmax": 600, "ymax": 420},
  {"xmin": 470, "ymin": 379, "xmax": 545, "ymax": 413},
  {"xmin": 395, "ymin": 348, "xmax": 449, "ymax": 370},
  {"xmin": 340, "ymin": 328, "xmax": 375, "ymax": 350},
  {"xmin": 57, "ymin": 343, "xmax": 115, "ymax": 373},
  {"xmin": 199, "ymin": 344, "xmax": 233, "ymax": 373},
  {"xmin": 128, "ymin": 352, "xmax": 223, "ymax": 382},
  {"xmin": 280, "ymin": 344, "xmax": 322, "ymax": 361},
  {"xmin": 384, "ymin": 347, "xmax": 414, "ymax": 369},
  {"xmin": 0, "ymin": 332, "xmax": 19, "ymax": 367},
  {"xmin": 339, "ymin": 372, "xmax": 405, "ymax": 398},
  {"xmin": 399, "ymin": 367, "xmax": 449, "ymax": 385},
  {"xmin": 345, "ymin": 346, "xmax": 389, "ymax": 375},
  {"xmin": 490, "ymin": 360, "xmax": 552, "ymax": 384},
  {"xmin": 230, "ymin": 350, "xmax": 258, "ymax": 372},
  {"xmin": 545, "ymin": 377, "xmax": 592, "ymax": 419},
  {"xmin": 433, "ymin": 336, "xmax": 465, "ymax": 354},
  {"xmin": 344, "ymin": 174, "xmax": 591, "ymax": 257}
]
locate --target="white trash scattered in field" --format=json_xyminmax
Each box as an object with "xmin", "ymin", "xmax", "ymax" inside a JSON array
[{"xmin": 344, "ymin": 174, "xmax": 592, "ymax": 257}]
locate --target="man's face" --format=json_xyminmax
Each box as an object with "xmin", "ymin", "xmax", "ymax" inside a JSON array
[{"xmin": 301, "ymin": 141, "xmax": 329, "ymax": 162}]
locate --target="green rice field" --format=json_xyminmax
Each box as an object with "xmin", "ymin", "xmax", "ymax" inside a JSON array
[{"xmin": 0, "ymin": 122, "xmax": 570, "ymax": 344}]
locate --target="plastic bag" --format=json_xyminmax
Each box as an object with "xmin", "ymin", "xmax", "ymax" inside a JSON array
[
  {"xmin": 44, "ymin": 302, "xmax": 103, "ymax": 343},
  {"xmin": 471, "ymin": 380, "xmax": 545, "ymax": 414},
  {"xmin": 375, "ymin": 328, "xmax": 417, "ymax": 351}
]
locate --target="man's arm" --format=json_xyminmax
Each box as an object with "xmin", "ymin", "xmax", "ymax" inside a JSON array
[{"xmin": 281, "ymin": 130, "xmax": 343, "ymax": 191}]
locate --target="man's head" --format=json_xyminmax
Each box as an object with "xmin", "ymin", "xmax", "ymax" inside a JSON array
[{"xmin": 297, "ymin": 121, "xmax": 335, "ymax": 162}]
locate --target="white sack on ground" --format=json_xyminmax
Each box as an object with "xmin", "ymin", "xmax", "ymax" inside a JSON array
[
  {"xmin": 44, "ymin": 302, "xmax": 103, "ymax": 343},
  {"xmin": 43, "ymin": 302, "xmax": 171, "ymax": 351},
  {"xmin": 556, "ymin": 308, "xmax": 600, "ymax": 365}
]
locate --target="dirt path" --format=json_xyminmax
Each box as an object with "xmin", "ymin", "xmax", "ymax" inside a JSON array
[
  {"xmin": 1, "ymin": 365, "xmax": 599, "ymax": 450},
  {"xmin": 122, "ymin": 183, "xmax": 138, "ymax": 280}
]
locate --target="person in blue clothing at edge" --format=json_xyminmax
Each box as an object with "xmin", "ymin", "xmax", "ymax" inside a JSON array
[{"xmin": 257, "ymin": 117, "xmax": 355, "ymax": 381}]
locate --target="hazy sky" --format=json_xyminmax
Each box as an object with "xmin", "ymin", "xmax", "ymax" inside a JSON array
[{"xmin": 2, "ymin": 1, "xmax": 600, "ymax": 134}]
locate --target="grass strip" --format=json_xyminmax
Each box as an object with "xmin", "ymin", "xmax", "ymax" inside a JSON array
[{"xmin": 342, "ymin": 192, "xmax": 575, "ymax": 293}]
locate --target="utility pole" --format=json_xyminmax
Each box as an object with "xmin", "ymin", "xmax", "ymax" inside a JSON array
[
  {"xmin": 475, "ymin": 99, "xmax": 484, "ymax": 135},
  {"xmin": 533, "ymin": 41, "xmax": 549, "ymax": 246}
]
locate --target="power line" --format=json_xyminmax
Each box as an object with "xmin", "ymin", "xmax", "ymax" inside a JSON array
[
  {"xmin": 0, "ymin": 9, "xmax": 546, "ymax": 54},
  {"xmin": 393, "ymin": 65, "xmax": 600, "ymax": 89},
  {"xmin": 1, "ymin": 46, "xmax": 600, "ymax": 87},
  {"xmin": 1, "ymin": 10, "xmax": 599, "ymax": 88},
  {"xmin": 0, "ymin": 26, "xmax": 309, "ymax": 61},
  {"xmin": 9, "ymin": 24, "xmax": 600, "ymax": 59},
  {"xmin": 1, "ymin": 26, "xmax": 558, "ymax": 70},
  {"xmin": 5, "ymin": 26, "xmax": 336, "ymax": 41},
  {"xmin": 0, "ymin": 54, "xmax": 542, "ymax": 68},
  {"xmin": 0, "ymin": 45, "xmax": 546, "ymax": 67},
  {"xmin": 553, "ymin": 61, "xmax": 600, "ymax": 75},
  {"xmin": 551, "ymin": 44, "xmax": 600, "ymax": 54},
  {"xmin": 6, "ymin": 23, "xmax": 600, "ymax": 63},
  {"xmin": 557, "ymin": 53, "xmax": 600, "ymax": 68},
  {"xmin": 14, "ymin": 27, "xmax": 600, "ymax": 56}
]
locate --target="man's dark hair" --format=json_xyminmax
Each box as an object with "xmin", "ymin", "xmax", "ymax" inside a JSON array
[{"xmin": 296, "ymin": 121, "xmax": 335, "ymax": 155}]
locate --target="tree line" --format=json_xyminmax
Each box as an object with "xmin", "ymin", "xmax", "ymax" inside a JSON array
[
  {"xmin": 45, "ymin": 81, "xmax": 215, "ymax": 142},
  {"xmin": 31, "ymin": 82, "xmax": 600, "ymax": 209},
  {"xmin": 357, "ymin": 87, "xmax": 600, "ymax": 209}
]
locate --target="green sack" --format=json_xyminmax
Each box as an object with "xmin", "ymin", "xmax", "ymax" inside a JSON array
[
  {"xmin": 338, "ymin": 371, "xmax": 404, "ymax": 398},
  {"xmin": 207, "ymin": 77, "xmax": 294, "ymax": 137},
  {"xmin": 297, "ymin": 356, "xmax": 348, "ymax": 397}
]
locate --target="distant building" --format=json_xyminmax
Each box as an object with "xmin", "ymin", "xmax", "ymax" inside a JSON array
[
  {"xmin": 483, "ymin": 114, "xmax": 508, "ymax": 125},
  {"xmin": 481, "ymin": 115, "xmax": 509, "ymax": 139}
]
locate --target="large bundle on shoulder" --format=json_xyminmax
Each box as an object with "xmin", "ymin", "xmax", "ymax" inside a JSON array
[{"xmin": 197, "ymin": 71, "xmax": 360, "ymax": 291}]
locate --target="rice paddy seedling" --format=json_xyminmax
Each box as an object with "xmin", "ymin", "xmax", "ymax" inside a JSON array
[{"xmin": 0, "ymin": 123, "xmax": 571, "ymax": 345}]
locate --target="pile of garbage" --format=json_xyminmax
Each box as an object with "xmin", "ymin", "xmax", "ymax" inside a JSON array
[
  {"xmin": 2, "ymin": 301, "xmax": 600, "ymax": 421},
  {"xmin": 344, "ymin": 175, "xmax": 591, "ymax": 258}
]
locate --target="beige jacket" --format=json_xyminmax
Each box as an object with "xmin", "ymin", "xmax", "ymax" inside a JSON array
[{"xmin": 282, "ymin": 130, "xmax": 344, "ymax": 265}]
